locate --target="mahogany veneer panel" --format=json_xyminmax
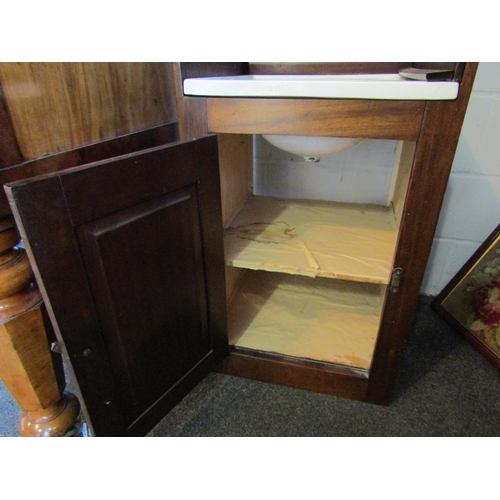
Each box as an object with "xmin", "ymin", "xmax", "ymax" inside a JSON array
[
  {"xmin": 0, "ymin": 63, "xmax": 177, "ymax": 161},
  {"xmin": 0, "ymin": 123, "xmax": 179, "ymax": 219},
  {"xmin": 207, "ymin": 98, "xmax": 425, "ymax": 140}
]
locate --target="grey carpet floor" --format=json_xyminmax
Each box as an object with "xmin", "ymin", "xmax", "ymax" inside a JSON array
[{"xmin": 2, "ymin": 296, "xmax": 499, "ymax": 437}]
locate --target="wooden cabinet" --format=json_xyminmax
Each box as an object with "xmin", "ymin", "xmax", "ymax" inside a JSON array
[
  {"xmin": 4, "ymin": 62, "xmax": 478, "ymax": 436},
  {"xmin": 174, "ymin": 62, "xmax": 478, "ymax": 405}
]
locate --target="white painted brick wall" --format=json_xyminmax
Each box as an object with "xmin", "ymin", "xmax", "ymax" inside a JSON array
[{"xmin": 421, "ymin": 62, "xmax": 500, "ymax": 295}]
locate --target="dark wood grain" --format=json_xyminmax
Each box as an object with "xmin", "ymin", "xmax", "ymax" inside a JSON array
[
  {"xmin": 365, "ymin": 62, "xmax": 479, "ymax": 404},
  {"xmin": 207, "ymin": 98, "xmax": 425, "ymax": 140},
  {"xmin": 76, "ymin": 186, "xmax": 211, "ymax": 424},
  {"xmin": 221, "ymin": 348, "xmax": 368, "ymax": 401},
  {"xmin": 249, "ymin": 62, "xmax": 465, "ymax": 81},
  {"xmin": 0, "ymin": 122, "xmax": 179, "ymax": 219},
  {"xmin": 179, "ymin": 62, "xmax": 248, "ymax": 80},
  {"xmin": 0, "ymin": 82, "xmax": 23, "ymax": 168},
  {"xmin": 6, "ymin": 135, "xmax": 228, "ymax": 436},
  {"xmin": 249, "ymin": 62, "xmax": 411, "ymax": 75},
  {"xmin": 173, "ymin": 63, "xmax": 248, "ymax": 140}
]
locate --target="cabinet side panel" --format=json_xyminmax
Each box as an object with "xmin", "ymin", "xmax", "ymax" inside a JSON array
[
  {"xmin": 391, "ymin": 141, "xmax": 416, "ymax": 227},
  {"xmin": 366, "ymin": 63, "xmax": 479, "ymax": 404},
  {"xmin": 218, "ymin": 134, "xmax": 252, "ymax": 227}
]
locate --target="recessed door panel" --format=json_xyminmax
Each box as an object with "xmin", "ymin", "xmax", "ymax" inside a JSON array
[{"xmin": 76, "ymin": 186, "xmax": 209, "ymax": 424}]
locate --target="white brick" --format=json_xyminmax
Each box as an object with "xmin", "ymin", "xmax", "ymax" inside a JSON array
[
  {"xmin": 421, "ymin": 238, "xmax": 483, "ymax": 295},
  {"xmin": 452, "ymin": 93, "xmax": 500, "ymax": 175},
  {"xmin": 435, "ymin": 173, "xmax": 500, "ymax": 242},
  {"xmin": 253, "ymin": 136, "xmax": 397, "ymax": 204}
]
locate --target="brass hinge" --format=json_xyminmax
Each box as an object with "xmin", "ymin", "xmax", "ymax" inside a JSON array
[{"xmin": 390, "ymin": 268, "xmax": 403, "ymax": 293}]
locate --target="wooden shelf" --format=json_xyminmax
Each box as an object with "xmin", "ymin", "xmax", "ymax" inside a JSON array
[
  {"xmin": 228, "ymin": 270, "xmax": 386, "ymax": 370},
  {"xmin": 224, "ymin": 196, "xmax": 398, "ymax": 284}
]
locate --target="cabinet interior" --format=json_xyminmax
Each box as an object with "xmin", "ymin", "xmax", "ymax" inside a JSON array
[{"xmin": 218, "ymin": 133, "xmax": 416, "ymax": 373}]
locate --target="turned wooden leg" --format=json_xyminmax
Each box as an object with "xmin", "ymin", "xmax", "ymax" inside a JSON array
[{"xmin": 0, "ymin": 216, "xmax": 80, "ymax": 436}]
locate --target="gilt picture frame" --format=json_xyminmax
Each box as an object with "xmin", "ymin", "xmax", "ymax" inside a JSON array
[{"xmin": 432, "ymin": 223, "xmax": 500, "ymax": 371}]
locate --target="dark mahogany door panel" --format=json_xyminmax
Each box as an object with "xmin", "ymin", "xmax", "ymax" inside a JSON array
[{"xmin": 5, "ymin": 135, "xmax": 228, "ymax": 436}]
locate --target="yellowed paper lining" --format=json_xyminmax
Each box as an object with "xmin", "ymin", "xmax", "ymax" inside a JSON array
[
  {"xmin": 224, "ymin": 196, "xmax": 397, "ymax": 284},
  {"xmin": 228, "ymin": 270, "xmax": 386, "ymax": 370}
]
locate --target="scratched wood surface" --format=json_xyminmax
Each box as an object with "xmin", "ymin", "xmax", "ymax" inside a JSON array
[{"xmin": 0, "ymin": 63, "xmax": 177, "ymax": 161}]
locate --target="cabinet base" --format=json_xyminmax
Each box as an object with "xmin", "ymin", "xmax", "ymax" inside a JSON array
[{"xmin": 220, "ymin": 348, "xmax": 372, "ymax": 403}]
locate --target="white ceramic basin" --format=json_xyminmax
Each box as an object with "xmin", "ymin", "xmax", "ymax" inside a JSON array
[
  {"xmin": 262, "ymin": 135, "xmax": 363, "ymax": 162},
  {"xmin": 183, "ymin": 74, "xmax": 459, "ymax": 100}
]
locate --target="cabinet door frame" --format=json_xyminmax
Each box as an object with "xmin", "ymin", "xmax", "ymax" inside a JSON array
[{"xmin": 6, "ymin": 135, "xmax": 228, "ymax": 436}]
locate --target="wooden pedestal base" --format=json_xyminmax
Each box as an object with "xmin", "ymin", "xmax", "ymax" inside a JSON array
[
  {"xmin": 18, "ymin": 392, "xmax": 81, "ymax": 437},
  {"xmin": 0, "ymin": 216, "xmax": 80, "ymax": 437}
]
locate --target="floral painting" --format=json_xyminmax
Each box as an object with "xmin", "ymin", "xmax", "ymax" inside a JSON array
[{"xmin": 433, "ymin": 224, "xmax": 500, "ymax": 369}]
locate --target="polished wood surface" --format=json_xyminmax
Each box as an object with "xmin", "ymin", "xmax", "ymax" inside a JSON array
[
  {"xmin": 207, "ymin": 98, "xmax": 425, "ymax": 141},
  {"xmin": 0, "ymin": 63, "xmax": 180, "ymax": 436},
  {"xmin": 18, "ymin": 391, "xmax": 80, "ymax": 437},
  {"xmin": 0, "ymin": 123, "xmax": 178, "ymax": 219},
  {"xmin": 0, "ymin": 89, "xmax": 22, "ymax": 168},
  {"xmin": 1, "ymin": 61, "xmax": 478, "ymax": 433},
  {"xmin": 7, "ymin": 136, "xmax": 228, "ymax": 436},
  {"xmin": 0, "ymin": 63, "xmax": 177, "ymax": 162},
  {"xmin": 172, "ymin": 63, "xmax": 208, "ymax": 140},
  {"xmin": 172, "ymin": 62, "xmax": 247, "ymax": 140}
]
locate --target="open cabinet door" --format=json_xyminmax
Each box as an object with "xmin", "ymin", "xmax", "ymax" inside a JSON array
[{"xmin": 5, "ymin": 135, "xmax": 228, "ymax": 436}]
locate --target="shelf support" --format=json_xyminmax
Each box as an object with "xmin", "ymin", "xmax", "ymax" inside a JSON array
[{"xmin": 390, "ymin": 268, "xmax": 404, "ymax": 293}]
